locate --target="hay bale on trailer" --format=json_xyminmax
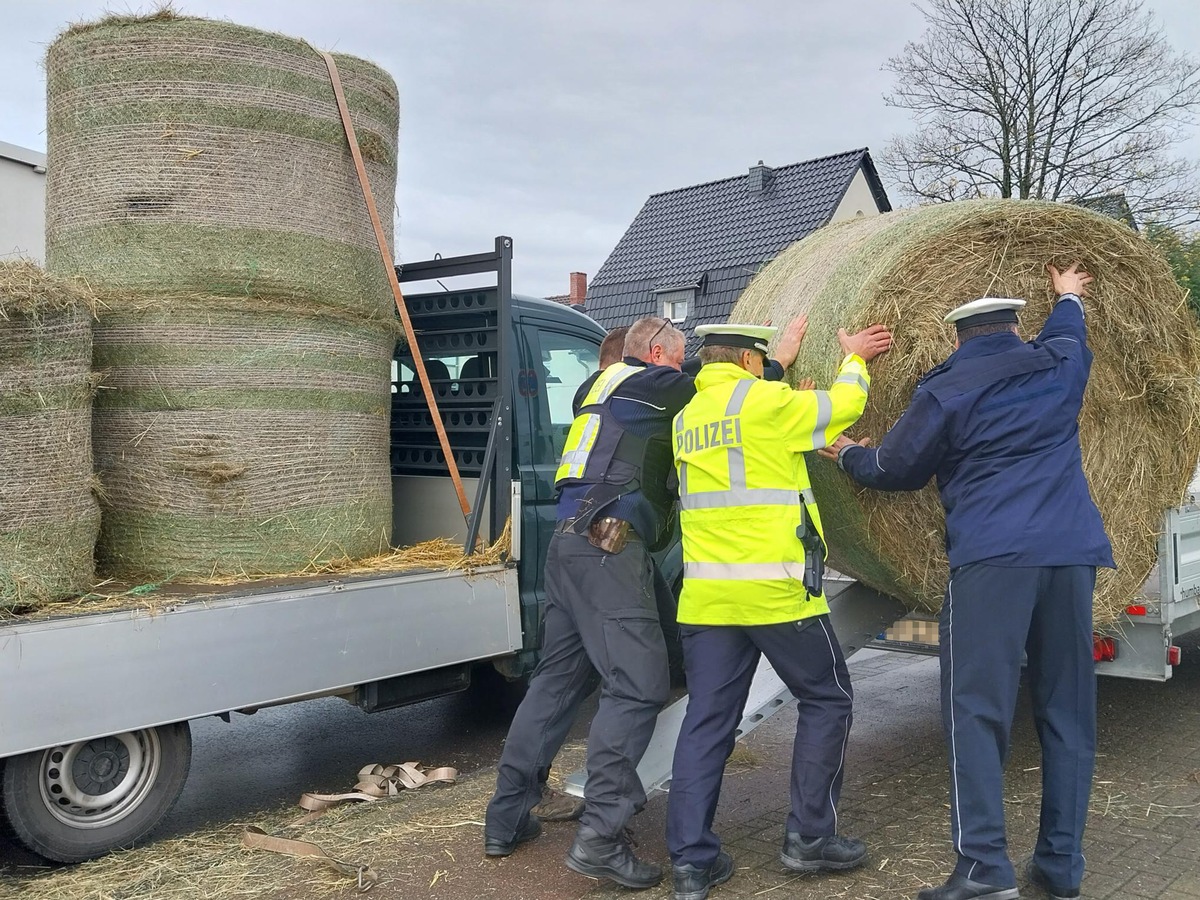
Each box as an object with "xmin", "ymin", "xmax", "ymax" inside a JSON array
[
  {"xmin": 45, "ymin": 12, "xmax": 400, "ymax": 319},
  {"xmin": 0, "ymin": 262, "xmax": 100, "ymax": 609},
  {"xmin": 732, "ymin": 199, "xmax": 1200, "ymax": 626},
  {"xmin": 43, "ymin": 12, "xmax": 405, "ymax": 579},
  {"xmin": 92, "ymin": 296, "xmax": 397, "ymax": 579}
]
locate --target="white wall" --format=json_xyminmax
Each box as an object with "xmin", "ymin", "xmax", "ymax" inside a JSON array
[
  {"xmin": 830, "ymin": 168, "xmax": 884, "ymax": 223},
  {"xmin": 0, "ymin": 142, "xmax": 47, "ymax": 263}
]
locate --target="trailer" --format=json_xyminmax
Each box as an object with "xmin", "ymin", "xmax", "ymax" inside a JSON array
[{"xmin": 870, "ymin": 479, "xmax": 1200, "ymax": 682}]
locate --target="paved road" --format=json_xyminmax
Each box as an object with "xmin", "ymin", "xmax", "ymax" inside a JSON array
[{"xmin": 7, "ymin": 639, "xmax": 1199, "ymax": 900}]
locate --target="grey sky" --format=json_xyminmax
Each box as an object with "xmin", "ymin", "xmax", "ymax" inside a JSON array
[{"xmin": 3, "ymin": 0, "xmax": 1198, "ymax": 297}]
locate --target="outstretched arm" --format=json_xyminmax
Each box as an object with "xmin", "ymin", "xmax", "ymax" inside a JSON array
[
  {"xmin": 819, "ymin": 390, "xmax": 947, "ymax": 491},
  {"xmin": 1039, "ymin": 262, "xmax": 1095, "ymax": 389}
]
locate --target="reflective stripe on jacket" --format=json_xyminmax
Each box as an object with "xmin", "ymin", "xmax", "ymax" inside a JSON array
[
  {"xmin": 555, "ymin": 363, "xmax": 641, "ymax": 485},
  {"xmin": 674, "ymin": 357, "xmax": 870, "ymax": 626}
]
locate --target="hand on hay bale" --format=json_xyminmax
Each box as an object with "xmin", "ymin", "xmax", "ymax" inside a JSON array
[
  {"xmin": 838, "ymin": 323, "xmax": 893, "ymax": 361},
  {"xmin": 818, "ymin": 434, "xmax": 872, "ymax": 461},
  {"xmin": 1048, "ymin": 261, "xmax": 1094, "ymax": 298},
  {"xmin": 771, "ymin": 313, "xmax": 809, "ymax": 369}
]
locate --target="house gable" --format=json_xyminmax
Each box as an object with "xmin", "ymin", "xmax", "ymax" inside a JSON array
[{"xmin": 587, "ymin": 149, "xmax": 890, "ymax": 346}]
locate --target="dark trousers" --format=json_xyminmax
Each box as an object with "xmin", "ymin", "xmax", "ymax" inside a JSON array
[
  {"xmin": 666, "ymin": 615, "xmax": 854, "ymax": 869},
  {"xmin": 941, "ymin": 563, "xmax": 1097, "ymax": 889},
  {"xmin": 485, "ymin": 529, "xmax": 670, "ymax": 841}
]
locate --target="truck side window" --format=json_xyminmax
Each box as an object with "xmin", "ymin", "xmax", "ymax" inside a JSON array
[{"xmin": 535, "ymin": 331, "xmax": 599, "ymax": 465}]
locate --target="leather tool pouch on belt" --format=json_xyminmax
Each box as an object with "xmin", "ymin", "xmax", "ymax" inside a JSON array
[
  {"xmin": 795, "ymin": 505, "xmax": 825, "ymax": 597},
  {"xmin": 589, "ymin": 516, "xmax": 631, "ymax": 554}
]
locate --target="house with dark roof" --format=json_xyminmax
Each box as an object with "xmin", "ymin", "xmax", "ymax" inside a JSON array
[
  {"xmin": 1072, "ymin": 193, "xmax": 1138, "ymax": 230},
  {"xmin": 585, "ymin": 149, "xmax": 891, "ymax": 350}
]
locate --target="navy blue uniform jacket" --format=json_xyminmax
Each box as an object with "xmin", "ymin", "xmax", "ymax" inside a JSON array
[{"xmin": 840, "ymin": 296, "xmax": 1115, "ymax": 570}]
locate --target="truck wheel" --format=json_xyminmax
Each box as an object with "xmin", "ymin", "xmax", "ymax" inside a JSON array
[{"xmin": 2, "ymin": 722, "xmax": 191, "ymax": 863}]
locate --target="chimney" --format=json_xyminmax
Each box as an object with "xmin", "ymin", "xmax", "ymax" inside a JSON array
[
  {"xmin": 569, "ymin": 272, "xmax": 588, "ymax": 308},
  {"xmin": 748, "ymin": 160, "xmax": 774, "ymax": 194}
]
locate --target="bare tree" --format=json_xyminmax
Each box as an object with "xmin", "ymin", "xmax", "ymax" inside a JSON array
[{"xmin": 882, "ymin": 0, "xmax": 1200, "ymax": 225}]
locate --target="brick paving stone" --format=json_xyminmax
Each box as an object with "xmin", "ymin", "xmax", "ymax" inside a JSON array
[
  {"xmin": 1125, "ymin": 872, "xmax": 1184, "ymax": 898},
  {"xmin": 1166, "ymin": 872, "xmax": 1200, "ymax": 898},
  {"xmin": 576, "ymin": 638, "xmax": 1200, "ymax": 900}
]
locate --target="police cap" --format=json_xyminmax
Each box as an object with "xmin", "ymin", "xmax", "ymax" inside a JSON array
[
  {"xmin": 944, "ymin": 297, "xmax": 1026, "ymax": 332},
  {"xmin": 694, "ymin": 323, "xmax": 777, "ymax": 354}
]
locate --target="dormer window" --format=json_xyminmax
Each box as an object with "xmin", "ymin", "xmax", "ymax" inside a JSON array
[{"xmin": 656, "ymin": 287, "xmax": 693, "ymax": 323}]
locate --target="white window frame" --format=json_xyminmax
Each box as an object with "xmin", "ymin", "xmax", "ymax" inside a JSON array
[{"xmin": 656, "ymin": 287, "xmax": 693, "ymax": 323}]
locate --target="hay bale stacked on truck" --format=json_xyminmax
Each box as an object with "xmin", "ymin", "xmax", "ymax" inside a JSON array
[
  {"xmin": 0, "ymin": 261, "xmax": 100, "ymax": 609},
  {"xmin": 44, "ymin": 12, "xmax": 401, "ymax": 578},
  {"xmin": 732, "ymin": 199, "xmax": 1200, "ymax": 626}
]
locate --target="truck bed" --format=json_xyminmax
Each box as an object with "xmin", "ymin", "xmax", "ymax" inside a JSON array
[{"xmin": 0, "ymin": 564, "xmax": 520, "ymax": 758}]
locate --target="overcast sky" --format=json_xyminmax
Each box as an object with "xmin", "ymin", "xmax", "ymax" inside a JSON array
[{"xmin": 3, "ymin": 0, "xmax": 1199, "ymax": 297}]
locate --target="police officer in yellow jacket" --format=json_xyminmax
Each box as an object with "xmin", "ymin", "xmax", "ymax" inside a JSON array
[{"xmin": 666, "ymin": 320, "xmax": 892, "ymax": 900}]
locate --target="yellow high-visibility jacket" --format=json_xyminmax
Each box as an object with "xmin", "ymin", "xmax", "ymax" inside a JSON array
[
  {"xmin": 555, "ymin": 362, "xmax": 640, "ymax": 486},
  {"xmin": 673, "ymin": 357, "xmax": 870, "ymax": 625}
]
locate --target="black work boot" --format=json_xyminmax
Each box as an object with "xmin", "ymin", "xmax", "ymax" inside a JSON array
[
  {"xmin": 780, "ymin": 832, "xmax": 868, "ymax": 872},
  {"xmin": 1025, "ymin": 858, "xmax": 1080, "ymax": 899},
  {"xmin": 916, "ymin": 872, "xmax": 1020, "ymax": 900},
  {"xmin": 483, "ymin": 815, "xmax": 541, "ymax": 857},
  {"xmin": 565, "ymin": 825, "xmax": 663, "ymax": 889},
  {"xmin": 673, "ymin": 850, "xmax": 734, "ymax": 900}
]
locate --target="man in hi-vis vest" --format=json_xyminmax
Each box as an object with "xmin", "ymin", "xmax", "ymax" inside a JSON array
[
  {"xmin": 485, "ymin": 316, "xmax": 694, "ymax": 890},
  {"xmin": 666, "ymin": 320, "xmax": 892, "ymax": 900}
]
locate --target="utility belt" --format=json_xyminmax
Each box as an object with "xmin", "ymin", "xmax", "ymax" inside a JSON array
[
  {"xmin": 795, "ymin": 503, "xmax": 826, "ymax": 597},
  {"xmin": 556, "ymin": 515, "xmax": 639, "ymax": 554}
]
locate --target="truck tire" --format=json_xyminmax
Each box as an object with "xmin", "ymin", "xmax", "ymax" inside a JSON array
[{"xmin": 2, "ymin": 722, "xmax": 192, "ymax": 863}]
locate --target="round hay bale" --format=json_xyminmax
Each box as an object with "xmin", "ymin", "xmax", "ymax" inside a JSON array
[
  {"xmin": 0, "ymin": 262, "xmax": 101, "ymax": 609},
  {"xmin": 45, "ymin": 12, "xmax": 399, "ymax": 320},
  {"xmin": 92, "ymin": 297, "xmax": 398, "ymax": 579},
  {"xmin": 732, "ymin": 199, "xmax": 1200, "ymax": 626}
]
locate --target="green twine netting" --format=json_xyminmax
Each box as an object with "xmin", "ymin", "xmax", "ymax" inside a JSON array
[
  {"xmin": 45, "ymin": 12, "xmax": 400, "ymax": 318},
  {"xmin": 92, "ymin": 296, "xmax": 399, "ymax": 579},
  {"xmin": 0, "ymin": 261, "xmax": 100, "ymax": 610}
]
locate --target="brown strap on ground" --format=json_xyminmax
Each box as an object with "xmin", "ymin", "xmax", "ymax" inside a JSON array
[
  {"xmin": 320, "ymin": 50, "xmax": 472, "ymax": 521},
  {"xmin": 242, "ymin": 826, "xmax": 379, "ymax": 893},
  {"xmin": 293, "ymin": 762, "xmax": 458, "ymax": 825}
]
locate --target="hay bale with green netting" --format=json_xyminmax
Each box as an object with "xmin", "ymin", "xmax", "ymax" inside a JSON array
[
  {"xmin": 45, "ymin": 10, "xmax": 399, "ymax": 319},
  {"xmin": 0, "ymin": 262, "xmax": 100, "ymax": 610},
  {"xmin": 732, "ymin": 199, "xmax": 1200, "ymax": 626},
  {"xmin": 92, "ymin": 297, "xmax": 398, "ymax": 579}
]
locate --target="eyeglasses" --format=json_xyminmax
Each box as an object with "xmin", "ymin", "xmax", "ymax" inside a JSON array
[{"xmin": 647, "ymin": 317, "xmax": 670, "ymax": 355}]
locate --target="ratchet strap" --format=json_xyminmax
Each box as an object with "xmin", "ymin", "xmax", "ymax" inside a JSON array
[
  {"xmin": 293, "ymin": 762, "xmax": 458, "ymax": 824},
  {"xmin": 320, "ymin": 50, "xmax": 472, "ymax": 522}
]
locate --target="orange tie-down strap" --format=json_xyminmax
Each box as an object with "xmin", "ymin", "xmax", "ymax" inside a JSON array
[{"xmin": 242, "ymin": 826, "xmax": 380, "ymax": 893}]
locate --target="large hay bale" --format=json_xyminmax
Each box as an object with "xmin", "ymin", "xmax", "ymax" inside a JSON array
[
  {"xmin": 92, "ymin": 297, "xmax": 397, "ymax": 579},
  {"xmin": 0, "ymin": 262, "xmax": 100, "ymax": 609},
  {"xmin": 45, "ymin": 12, "xmax": 399, "ymax": 320},
  {"xmin": 733, "ymin": 199, "xmax": 1200, "ymax": 625}
]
